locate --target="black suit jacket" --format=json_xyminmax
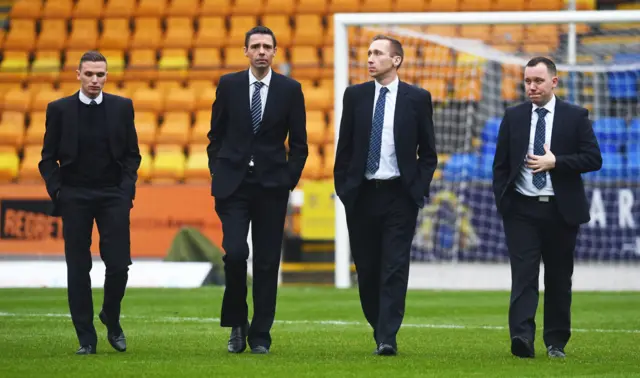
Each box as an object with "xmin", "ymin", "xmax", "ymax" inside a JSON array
[
  {"xmin": 334, "ymin": 80, "xmax": 438, "ymax": 212},
  {"xmin": 207, "ymin": 69, "xmax": 308, "ymax": 199},
  {"xmin": 492, "ymin": 98, "xmax": 602, "ymax": 226},
  {"xmin": 38, "ymin": 91, "xmax": 141, "ymax": 216}
]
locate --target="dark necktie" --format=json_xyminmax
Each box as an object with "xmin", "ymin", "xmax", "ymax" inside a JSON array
[
  {"xmin": 90, "ymin": 100, "xmax": 97, "ymax": 106},
  {"xmin": 251, "ymin": 81, "xmax": 264, "ymax": 134},
  {"xmin": 532, "ymin": 107, "xmax": 549, "ymax": 189},
  {"xmin": 366, "ymin": 86, "xmax": 389, "ymax": 175}
]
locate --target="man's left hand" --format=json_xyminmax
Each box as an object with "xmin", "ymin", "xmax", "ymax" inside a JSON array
[{"xmin": 527, "ymin": 144, "xmax": 556, "ymax": 173}]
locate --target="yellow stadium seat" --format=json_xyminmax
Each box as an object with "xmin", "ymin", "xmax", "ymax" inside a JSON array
[
  {"xmin": 0, "ymin": 51, "xmax": 29, "ymax": 83},
  {"xmin": 9, "ymin": 0, "xmax": 42, "ymax": 19},
  {"xmin": 0, "ymin": 111, "xmax": 25, "ymax": 147},
  {"xmin": 122, "ymin": 80, "xmax": 151, "ymax": 97},
  {"xmin": 191, "ymin": 110, "xmax": 211, "ymax": 144},
  {"xmin": 492, "ymin": 0, "xmax": 525, "ymax": 11},
  {"xmin": 157, "ymin": 112, "xmax": 191, "ymax": 146},
  {"xmin": 135, "ymin": 0, "xmax": 166, "ymax": 17},
  {"xmin": 0, "ymin": 146, "xmax": 20, "ymax": 182},
  {"xmin": 394, "ymin": 0, "xmax": 424, "ymax": 11},
  {"xmin": 329, "ymin": 0, "xmax": 359, "ymax": 12},
  {"xmin": 25, "ymin": 111, "xmax": 46, "ymax": 145},
  {"xmin": 167, "ymin": 0, "xmax": 200, "ymax": 17},
  {"xmin": 42, "ymin": 0, "xmax": 73, "ymax": 19},
  {"xmin": 199, "ymin": 0, "xmax": 231, "ymax": 16},
  {"xmin": 137, "ymin": 143, "xmax": 153, "ymax": 182},
  {"xmin": 58, "ymin": 81, "xmax": 79, "ymax": 96},
  {"xmin": 63, "ymin": 50, "xmax": 85, "ymax": 71},
  {"xmin": 3, "ymin": 89, "xmax": 31, "ymax": 112},
  {"xmin": 164, "ymin": 87, "xmax": 196, "ymax": 113},
  {"xmin": 196, "ymin": 86, "xmax": 216, "ymax": 110},
  {"xmin": 190, "ymin": 48, "xmax": 222, "ymax": 81},
  {"xmin": 102, "ymin": 49, "xmax": 126, "ymax": 81},
  {"xmin": 232, "ymin": 0, "xmax": 263, "ymax": 15},
  {"xmin": 264, "ymin": 0, "xmax": 295, "ymax": 15},
  {"xmin": 184, "ymin": 144, "xmax": 210, "ymax": 182},
  {"xmin": 132, "ymin": 88, "xmax": 163, "ymax": 113},
  {"xmin": 103, "ymin": 0, "xmax": 136, "ymax": 18},
  {"xmin": 296, "ymin": 0, "xmax": 327, "ymax": 14},
  {"xmin": 73, "ymin": 0, "xmax": 104, "ymax": 19},
  {"xmin": 152, "ymin": 144, "xmax": 185, "ymax": 182},
  {"xmin": 304, "ymin": 86, "xmax": 332, "ymax": 112},
  {"xmin": 293, "ymin": 15, "xmax": 324, "ymax": 47},
  {"xmin": 224, "ymin": 48, "xmax": 249, "ymax": 70},
  {"xmin": 189, "ymin": 79, "xmax": 215, "ymax": 97},
  {"xmin": 290, "ymin": 46, "xmax": 321, "ymax": 80},
  {"xmin": 29, "ymin": 51, "xmax": 61, "ymax": 83},
  {"xmin": 99, "ymin": 19, "xmax": 131, "ymax": 50},
  {"xmin": 37, "ymin": 20, "xmax": 67, "ymax": 51},
  {"xmin": 194, "ymin": 16, "xmax": 226, "ymax": 48},
  {"xmin": 158, "ymin": 48, "xmax": 189, "ymax": 80},
  {"xmin": 421, "ymin": 78, "xmax": 448, "ymax": 102},
  {"xmin": 155, "ymin": 80, "xmax": 183, "ymax": 98},
  {"xmin": 262, "ymin": 15, "xmax": 292, "ymax": 47},
  {"xmin": 3, "ymin": 19, "xmax": 36, "ymax": 51},
  {"xmin": 306, "ymin": 111, "xmax": 327, "ymax": 145},
  {"xmin": 300, "ymin": 146, "xmax": 322, "ymax": 180},
  {"xmin": 31, "ymin": 89, "xmax": 64, "ymax": 112},
  {"xmin": 427, "ymin": 0, "xmax": 459, "ymax": 11},
  {"xmin": 228, "ymin": 16, "xmax": 258, "ymax": 47},
  {"xmin": 361, "ymin": 0, "xmax": 393, "ymax": 12},
  {"xmin": 134, "ymin": 111, "xmax": 158, "ymax": 145},
  {"xmin": 131, "ymin": 17, "xmax": 162, "ymax": 49},
  {"xmin": 164, "ymin": 17, "xmax": 194, "ymax": 49},
  {"xmin": 126, "ymin": 49, "xmax": 158, "ymax": 81},
  {"xmin": 453, "ymin": 76, "xmax": 482, "ymax": 101},
  {"xmin": 66, "ymin": 19, "xmax": 98, "ymax": 50},
  {"xmin": 17, "ymin": 145, "xmax": 42, "ymax": 182},
  {"xmin": 501, "ymin": 77, "xmax": 520, "ymax": 102}
]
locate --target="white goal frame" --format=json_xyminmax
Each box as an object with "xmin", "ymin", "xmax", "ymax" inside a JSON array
[{"xmin": 332, "ymin": 10, "xmax": 640, "ymax": 290}]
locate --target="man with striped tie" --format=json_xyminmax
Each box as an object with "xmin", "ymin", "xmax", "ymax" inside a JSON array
[
  {"xmin": 334, "ymin": 35, "xmax": 438, "ymax": 356},
  {"xmin": 492, "ymin": 57, "xmax": 602, "ymax": 359},
  {"xmin": 207, "ymin": 26, "xmax": 308, "ymax": 355}
]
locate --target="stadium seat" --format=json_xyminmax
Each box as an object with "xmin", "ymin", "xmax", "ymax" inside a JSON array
[
  {"xmin": 194, "ymin": 17, "xmax": 226, "ymax": 48},
  {"xmin": 394, "ymin": 0, "xmax": 425, "ymax": 12},
  {"xmin": 132, "ymin": 88, "xmax": 163, "ymax": 114},
  {"xmin": 167, "ymin": 0, "xmax": 200, "ymax": 17},
  {"xmin": 0, "ymin": 146, "xmax": 20, "ymax": 183},
  {"xmin": 477, "ymin": 153, "xmax": 494, "ymax": 180},
  {"xmin": 306, "ymin": 111, "xmax": 327, "ymax": 145},
  {"xmin": 25, "ymin": 111, "xmax": 46, "ymax": 145},
  {"xmin": 66, "ymin": 19, "xmax": 99, "ymax": 50},
  {"xmin": 262, "ymin": 15, "xmax": 292, "ymax": 47},
  {"xmin": 304, "ymin": 86, "xmax": 332, "ymax": 112},
  {"xmin": 228, "ymin": 16, "xmax": 259, "ymax": 47},
  {"xmin": 195, "ymin": 85, "xmax": 216, "ymax": 110},
  {"xmin": 164, "ymin": 87, "xmax": 196, "ymax": 113},
  {"xmin": 9, "ymin": 0, "xmax": 42, "ymax": 19},
  {"xmin": 0, "ymin": 111, "xmax": 25, "ymax": 148},
  {"xmin": 627, "ymin": 151, "xmax": 640, "ymax": 180},
  {"xmin": 290, "ymin": 46, "xmax": 321, "ymax": 80},
  {"xmin": 524, "ymin": 25, "xmax": 559, "ymax": 49},
  {"xmin": 459, "ymin": 25, "xmax": 492, "ymax": 42},
  {"xmin": 37, "ymin": 19, "xmax": 68, "ymax": 50},
  {"xmin": 628, "ymin": 118, "xmax": 640, "ymax": 147},
  {"xmin": 191, "ymin": 110, "xmax": 211, "ymax": 144},
  {"xmin": 320, "ymin": 144, "xmax": 334, "ymax": 178},
  {"xmin": 103, "ymin": 0, "xmax": 136, "ymax": 18},
  {"xmin": 232, "ymin": 0, "xmax": 263, "ymax": 15},
  {"xmin": 360, "ymin": 0, "xmax": 393, "ymax": 12},
  {"xmin": 492, "ymin": 25, "xmax": 524, "ymax": 44},
  {"xmin": 135, "ymin": 112, "xmax": 158, "ymax": 145},
  {"xmin": 151, "ymin": 144, "xmax": 186, "ymax": 182},
  {"xmin": 593, "ymin": 118, "xmax": 627, "ymax": 153},
  {"xmin": 481, "ymin": 117, "xmax": 502, "ymax": 145},
  {"xmin": 127, "ymin": 49, "xmax": 158, "ymax": 81},
  {"xmin": 584, "ymin": 152, "xmax": 625, "ymax": 181},
  {"xmin": 17, "ymin": 145, "xmax": 41, "ymax": 182},
  {"xmin": 3, "ymin": 89, "xmax": 31, "ymax": 113},
  {"xmin": 31, "ymin": 89, "xmax": 64, "ymax": 112},
  {"xmin": 264, "ymin": 0, "xmax": 296, "ymax": 15},
  {"xmin": 164, "ymin": 17, "xmax": 194, "ymax": 49},
  {"xmin": 59, "ymin": 81, "xmax": 79, "ymax": 96},
  {"xmin": 3, "ymin": 19, "xmax": 36, "ymax": 51},
  {"xmin": 138, "ymin": 144, "xmax": 153, "ymax": 182},
  {"xmin": 99, "ymin": 19, "xmax": 131, "ymax": 50},
  {"xmin": 102, "ymin": 49, "xmax": 126, "ymax": 81},
  {"xmin": 131, "ymin": 17, "xmax": 162, "ymax": 49},
  {"xmin": 184, "ymin": 144, "xmax": 211, "ymax": 182},
  {"xmin": 526, "ymin": 0, "xmax": 563, "ymax": 10},
  {"xmin": 73, "ymin": 0, "xmax": 104, "ymax": 19},
  {"xmin": 190, "ymin": 47, "xmax": 222, "ymax": 80},
  {"xmin": 296, "ymin": 0, "xmax": 327, "ymax": 14},
  {"xmin": 224, "ymin": 48, "xmax": 249, "ymax": 71},
  {"xmin": 157, "ymin": 112, "xmax": 191, "ymax": 146},
  {"xmin": 42, "ymin": 0, "xmax": 73, "ymax": 19},
  {"xmin": 0, "ymin": 51, "xmax": 29, "ymax": 82},
  {"xmin": 427, "ymin": 0, "xmax": 459, "ymax": 12},
  {"xmin": 158, "ymin": 48, "xmax": 189, "ymax": 80},
  {"xmin": 442, "ymin": 153, "xmax": 479, "ymax": 182},
  {"xmin": 607, "ymin": 71, "xmax": 638, "ymax": 100},
  {"xmin": 135, "ymin": 0, "xmax": 166, "ymax": 17},
  {"xmin": 329, "ymin": 0, "xmax": 360, "ymax": 12},
  {"xmin": 199, "ymin": 0, "xmax": 231, "ymax": 16},
  {"xmin": 29, "ymin": 50, "xmax": 61, "ymax": 83},
  {"xmin": 459, "ymin": 0, "xmax": 490, "ymax": 11},
  {"xmin": 492, "ymin": 0, "xmax": 525, "ymax": 11},
  {"xmin": 421, "ymin": 78, "xmax": 447, "ymax": 102},
  {"xmin": 301, "ymin": 146, "xmax": 322, "ymax": 179}
]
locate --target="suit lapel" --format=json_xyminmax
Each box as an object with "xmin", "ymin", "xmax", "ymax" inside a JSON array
[{"xmin": 393, "ymin": 81, "xmax": 408, "ymax": 148}]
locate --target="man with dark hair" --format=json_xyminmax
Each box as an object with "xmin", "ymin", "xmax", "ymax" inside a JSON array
[
  {"xmin": 207, "ymin": 26, "xmax": 307, "ymax": 354},
  {"xmin": 493, "ymin": 56, "xmax": 602, "ymax": 359},
  {"xmin": 39, "ymin": 50, "xmax": 141, "ymax": 355},
  {"xmin": 334, "ymin": 35, "xmax": 437, "ymax": 356}
]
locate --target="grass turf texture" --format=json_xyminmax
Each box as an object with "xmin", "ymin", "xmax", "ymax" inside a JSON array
[{"xmin": 1, "ymin": 288, "xmax": 639, "ymax": 377}]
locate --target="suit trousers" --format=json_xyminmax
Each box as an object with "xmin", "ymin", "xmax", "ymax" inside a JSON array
[
  {"xmin": 346, "ymin": 179, "xmax": 419, "ymax": 349},
  {"xmin": 214, "ymin": 170, "xmax": 290, "ymax": 349},
  {"xmin": 59, "ymin": 185, "xmax": 132, "ymax": 347},
  {"xmin": 502, "ymin": 191, "xmax": 578, "ymax": 349}
]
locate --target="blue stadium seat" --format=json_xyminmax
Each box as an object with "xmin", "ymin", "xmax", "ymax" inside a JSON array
[
  {"xmin": 583, "ymin": 152, "xmax": 625, "ymax": 181},
  {"xmin": 442, "ymin": 153, "xmax": 480, "ymax": 182},
  {"xmin": 593, "ymin": 117, "xmax": 627, "ymax": 153},
  {"xmin": 612, "ymin": 53, "xmax": 640, "ymax": 64},
  {"xmin": 481, "ymin": 117, "xmax": 501, "ymax": 144},
  {"xmin": 607, "ymin": 71, "xmax": 638, "ymax": 99},
  {"xmin": 628, "ymin": 118, "xmax": 640, "ymax": 152},
  {"xmin": 477, "ymin": 153, "xmax": 494, "ymax": 180},
  {"xmin": 627, "ymin": 151, "xmax": 640, "ymax": 180}
]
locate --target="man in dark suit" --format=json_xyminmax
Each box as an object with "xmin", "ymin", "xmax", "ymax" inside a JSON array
[
  {"xmin": 334, "ymin": 35, "xmax": 438, "ymax": 356},
  {"xmin": 207, "ymin": 26, "xmax": 307, "ymax": 355},
  {"xmin": 492, "ymin": 56, "xmax": 602, "ymax": 359},
  {"xmin": 39, "ymin": 51, "xmax": 141, "ymax": 355}
]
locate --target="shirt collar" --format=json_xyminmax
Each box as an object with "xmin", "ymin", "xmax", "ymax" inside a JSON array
[
  {"xmin": 532, "ymin": 94, "xmax": 556, "ymax": 114},
  {"xmin": 79, "ymin": 90, "xmax": 103, "ymax": 105},
  {"xmin": 249, "ymin": 68, "xmax": 272, "ymax": 88},
  {"xmin": 374, "ymin": 76, "xmax": 399, "ymax": 96}
]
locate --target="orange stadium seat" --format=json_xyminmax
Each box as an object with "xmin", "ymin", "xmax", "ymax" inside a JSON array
[
  {"xmin": 36, "ymin": 19, "xmax": 67, "ymax": 51},
  {"xmin": 0, "ymin": 111, "xmax": 25, "ymax": 148},
  {"xmin": 3, "ymin": 88, "xmax": 31, "ymax": 113},
  {"xmin": 195, "ymin": 85, "xmax": 216, "ymax": 110},
  {"xmin": 262, "ymin": 15, "xmax": 292, "ymax": 47},
  {"xmin": 524, "ymin": 25, "xmax": 559, "ymax": 49},
  {"xmin": 492, "ymin": 25, "xmax": 525, "ymax": 44},
  {"xmin": 526, "ymin": 0, "xmax": 564, "ymax": 10},
  {"xmin": 42, "ymin": 0, "xmax": 73, "ymax": 19},
  {"xmin": 102, "ymin": 49, "xmax": 126, "ymax": 81},
  {"xmin": 99, "ymin": 19, "xmax": 131, "ymax": 50},
  {"xmin": 329, "ymin": 0, "xmax": 360, "ymax": 12},
  {"xmin": 421, "ymin": 78, "xmax": 448, "ymax": 102},
  {"xmin": 167, "ymin": 0, "xmax": 200, "ymax": 17},
  {"xmin": 184, "ymin": 144, "xmax": 210, "ymax": 182},
  {"xmin": 304, "ymin": 86, "xmax": 332, "ymax": 112},
  {"xmin": 67, "ymin": 19, "xmax": 99, "ymax": 50},
  {"xmin": 194, "ymin": 16, "xmax": 226, "ymax": 48},
  {"xmin": 29, "ymin": 50, "xmax": 61, "ymax": 83},
  {"xmin": 293, "ymin": 15, "xmax": 324, "ymax": 47},
  {"xmin": 459, "ymin": 0, "xmax": 490, "ymax": 11},
  {"xmin": 361, "ymin": 0, "xmax": 394, "ymax": 13},
  {"xmin": 306, "ymin": 110, "xmax": 327, "ymax": 145},
  {"xmin": 191, "ymin": 110, "xmax": 211, "ymax": 144},
  {"xmin": 122, "ymin": 80, "xmax": 151, "ymax": 97},
  {"xmin": 31, "ymin": 89, "xmax": 64, "ymax": 112},
  {"xmin": 63, "ymin": 50, "xmax": 85, "ymax": 71},
  {"xmin": 296, "ymin": 0, "xmax": 327, "ymax": 14},
  {"xmin": 0, "ymin": 51, "xmax": 30, "ymax": 82},
  {"xmin": 199, "ymin": 0, "xmax": 231, "ymax": 16},
  {"xmin": 103, "ymin": 0, "xmax": 136, "ymax": 19},
  {"xmin": 394, "ymin": 0, "xmax": 425, "ymax": 11},
  {"xmin": 290, "ymin": 46, "xmax": 321, "ymax": 80},
  {"xmin": 131, "ymin": 17, "xmax": 163, "ymax": 49},
  {"xmin": 232, "ymin": 0, "xmax": 264, "ymax": 15},
  {"xmin": 127, "ymin": 49, "xmax": 158, "ymax": 81},
  {"xmin": 151, "ymin": 144, "xmax": 185, "ymax": 182},
  {"xmin": 9, "ymin": 0, "xmax": 42, "ymax": 19},
  {"xmin": 301, "ymin": 145, "xmax": 322, "ymax": 180},
  {"xmin": 190, "ymin": 47, "xmax": 222, "ymax": 80},
  {"xmin": 158, "ymin": 112, "xmax": 192, "ymax": 146},
  {"xmin": 492, "ymin": 0, "xmax": 525, "ymax": 11},
  {"xmin": 460, "ymin": 25, "xmax": 492, "ymax": 42},
  {"xmin": 228, "ymin": 16, "xmax": 258, "ymax": 46},
  {"xmin": 137, "ymin": 143, "xmax": 153, "ymax": 182},
  {"xmin": 73, "ymin": 0, "xmax": 104, "ymax": 19},
  {"xmin": 164, "ymin": 86, "xmax": 196, "ymax": 113},
  {"xmin": 132, "ymin": 88, "xmax": 163, "ymax": 114},
  {"xmin": 17, "ymin": 145, "xmax": 42, "ymax": 182},
  {"xmin": 427, "ymin": 0, "xmax": 459, "ymax": 12},
  {"xmin": 135, "ymin": 111, "xmax": 159, "ymax": 145},
  {"xmin": 135, "ymin": 0, "xmax": 166, "ymax": 17},
  {"xmin": 3, "ymin": 19, "xmax": 36, "ymax": 51},
  {"xmin": 264, "ymin": 0, "xmax": 296, "ymax": 15},
  {"xmin": 223, "ymin": 47, "xmax": 249, "ymax": 71},
  {"xmin": 0, "ymin": 146, "xmax": 20, "ymax": 183},
  {"xmin": 164, "ymin": 17, "xmax": 194, "ymax": 49},
  {"xmin": 24, "ymin": 111, "xmax": 46, "ymax": 146}
]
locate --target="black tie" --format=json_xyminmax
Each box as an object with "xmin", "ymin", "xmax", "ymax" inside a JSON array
[{"xmin": 90, "ymin": 100, "xmax": 97, "ymax": 106}]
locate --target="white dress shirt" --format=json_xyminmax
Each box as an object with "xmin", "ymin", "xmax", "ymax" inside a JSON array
[
  {"xmin": 366, "ymin": 77, "xmax": 401, "ymax": 180},
  {"xmin": 249, "ymin": 68, "xmax": 271, "ymax": 117},
  {"xmin": 79, "ymin": 90, "xmax": 103, "ymax": 105},
  {"xmin": 515, "ymin": 94, "xmax": 556, "ymax": 196}
]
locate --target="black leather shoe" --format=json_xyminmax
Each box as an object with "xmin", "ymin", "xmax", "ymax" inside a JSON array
[
  {"xmin": 373, "ymin": 343, "xmax": 397, "ymax": 356},
  {"xmin": 228, "ymin": 323, "xmax": 249, "ymax": 353},
  {"xmin": 511, "ymin": 336, "xmax": 535, "ymax": 358},
  {"xmin": 547, "ymin": 346, "xmax": 566, "ymax": 358},
  {"xmin": 251, "ymin": 345, "xmax": 269, "ymax": 354},
  {"xmin": 99, "ymin": 311, "xmax": 127, "ymax": 352},
  {"xmin": 76, "ymin": 345, "xmax": 96, "ymax": 355}
]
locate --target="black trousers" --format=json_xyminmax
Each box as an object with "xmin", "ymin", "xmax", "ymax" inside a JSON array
[
  {"xmin": 59, "ymin": 185, "xmax": 132, "ymax": 347},
  {"xmin": 346, "ymin": 179, "xmax": 419, "ymax": 349},
  {"xmin": 502, "ymin": 192, "xmax": 578, "ymax": 349},
  {"xmin": 214, "ymin": 173, "xmax": 289, "ymax": 349}
]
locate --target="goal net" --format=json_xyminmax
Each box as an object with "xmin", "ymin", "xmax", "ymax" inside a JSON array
[{"xmin": 332, "ymin": 10, "xmax": 640, "ymax": 288}]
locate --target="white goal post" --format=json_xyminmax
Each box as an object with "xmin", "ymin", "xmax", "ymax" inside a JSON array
[{"xmin": 332, "ymin": 9, "xmax": 640, "ymax": 290}]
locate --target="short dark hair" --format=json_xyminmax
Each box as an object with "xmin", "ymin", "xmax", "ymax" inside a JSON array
[
  {"xmin": 372, "ymin": 34, "xmax": 404, "ymax": 69},
  {"xmin": 526, "ymin": 56, "xmax": 557, "ymax": 76},
  {"xmin": 245, "ymin": 26, "xmax": 277, "ymax": 48},
  {"xmin": 78, "ymin": 50, "xmax": 107, "ymax": 70}
]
